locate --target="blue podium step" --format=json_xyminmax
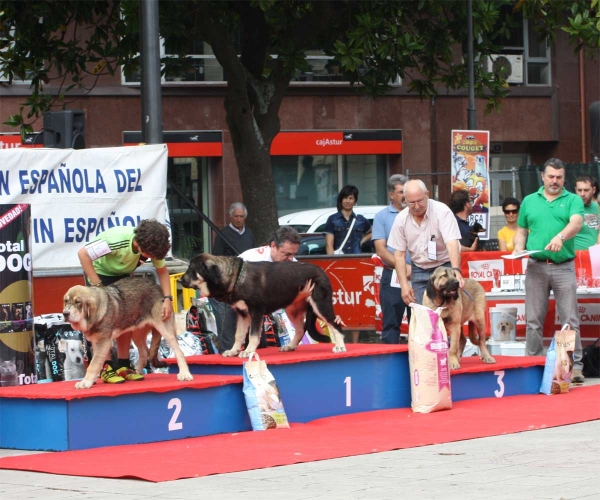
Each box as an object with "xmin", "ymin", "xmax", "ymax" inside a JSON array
[
  {"xmin": 168, "ymin": 344, "xmax": 545, "ymax": 422},
  {"xmin": 1, "ymin": 345, "xmax": 545, "ymax": 452},
  {"xmin": 0, "ymin": 374, "xmax": 250, "ymax": 451}
]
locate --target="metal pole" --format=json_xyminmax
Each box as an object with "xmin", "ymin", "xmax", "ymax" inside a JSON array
[
  {"xmin": 140, "ymin": 0, "xmax": 163, "ymax": 144},
  {"xmin": 467, "ymin": 0, "xmax": 477, "ymax": 130}
]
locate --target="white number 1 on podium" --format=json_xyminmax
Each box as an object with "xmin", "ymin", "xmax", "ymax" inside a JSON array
[{"xmin": 344, "ymin": 376, "xmax": 352, "ymax": 407}]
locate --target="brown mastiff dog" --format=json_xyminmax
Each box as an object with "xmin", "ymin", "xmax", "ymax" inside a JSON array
[
  {"xmin": 423, "ymin": 267, "xmax": 496, "ymax": 370},
  {"xmin": 63, "ymin": 277, "xmax": 194, "ymax": 389}
]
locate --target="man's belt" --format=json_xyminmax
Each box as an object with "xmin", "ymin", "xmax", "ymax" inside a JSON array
[{"xmin": 531, "ymin": 257, "xmax": 575, "ymax": 265}]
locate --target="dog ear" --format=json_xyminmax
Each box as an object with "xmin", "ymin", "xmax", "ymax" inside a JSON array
[
  {"xmin": 203, "ymin": 258, "xmax": 222, "ymax": 284},
  {"xmin": 85, "ymin": 295, "xmax": 97, "ymax": 324},
  {"xmin": 425, "ymin": 278, "xmax": 437, "ymax": 301}
]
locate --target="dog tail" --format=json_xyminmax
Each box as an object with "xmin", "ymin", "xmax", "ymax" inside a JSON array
[
  {"xmin": 305, "ymin": 305, "xmax": 333, "ymax": 343},
  {"xmin": 468, "ymin": 322, "xmax": 482, "ymax": 346},
  {"xmin": 148, "ymin": 330, "xmax": 167, "ymax": 368}
]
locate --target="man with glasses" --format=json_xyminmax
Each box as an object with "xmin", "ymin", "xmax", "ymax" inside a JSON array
[
  {"xmin": 514, "ymin": 158, "xmax": 585, "ymax": 383},
  {"xmin": 388, "ymin": 179, "xmax": 463, "ymax": 305},
  {"xmin": 373, "ymin": 174, "xmax": 412, "ymax": 343}
]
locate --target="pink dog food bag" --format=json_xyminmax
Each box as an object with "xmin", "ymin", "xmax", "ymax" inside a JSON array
[{"xmin": 408, "ymin": 303, "xmax": 452, "ymax": 413}]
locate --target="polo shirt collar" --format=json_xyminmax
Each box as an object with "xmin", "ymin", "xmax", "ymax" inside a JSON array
[{"xmin": 535, "ymin": 186, "xmax": 569, "ymax": 200}]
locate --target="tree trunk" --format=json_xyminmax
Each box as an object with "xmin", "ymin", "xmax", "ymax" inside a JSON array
[{"xmin": 224, "ymin": 83, "xmax": 282, "ymax": 246}]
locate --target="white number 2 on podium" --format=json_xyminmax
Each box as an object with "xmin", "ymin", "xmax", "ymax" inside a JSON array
[
  {"xmin": 168, "ymin": 397, "xmax": 183, "ymax": 431},
  {"xmin": 494, "ymin": 370, "xmax": 505, "ymax": 398}
]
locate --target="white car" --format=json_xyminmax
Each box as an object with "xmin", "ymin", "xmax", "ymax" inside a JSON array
[
  {"xmin": 278, "ymin": 205, "xmax": 388, "ymax": 255},
  {"xmin": 278, "ymin": 205, "xmax": 388, "ymax": 233}
]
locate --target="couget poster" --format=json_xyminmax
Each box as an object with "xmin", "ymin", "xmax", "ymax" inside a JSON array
[{"xmin": 451, "ymin": 130, "xmax": 490, "ymax": 239}]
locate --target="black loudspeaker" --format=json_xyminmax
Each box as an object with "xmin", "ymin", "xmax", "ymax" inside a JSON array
[
  {"xmin": 43, "ymin": 110, "xmax": 86, "ymax": 149},
  {"xmin": 591, "ymin": 101, "xmax": 600, "ymax": 160}
]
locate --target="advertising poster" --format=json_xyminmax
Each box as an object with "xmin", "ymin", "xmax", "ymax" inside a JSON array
[
  {"xmin": 0, "ymin": 204, "xmax": 36, "ymax": 386},
  {"xmin": 451, "ymin": 130, "xmax": 491, "ymax": 239}
]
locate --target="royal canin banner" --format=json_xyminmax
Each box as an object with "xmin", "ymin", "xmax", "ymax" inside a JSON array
[
  {"xmin": 451, "ymin": 130, "xmax": 491, "ymax": 239},
  {"xmin": 0, "ymin": 144, "xmax": 168, "ymax": 270}
]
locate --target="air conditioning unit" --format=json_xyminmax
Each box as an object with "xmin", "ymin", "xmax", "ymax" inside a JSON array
[{"xmin": 488, "ymin": 54, "xmax": 524, "ymax": 84}]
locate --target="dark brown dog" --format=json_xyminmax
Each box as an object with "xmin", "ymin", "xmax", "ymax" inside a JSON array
[
  {"xmin": 180, "ymin": 253, "xmax": 346, "ymax": 357},
  {"xmin": 422, "ymin": 267, "xmax": 495, "ymax": 370},
  {"xmin": 63, "ymin": 277, "xmax": 194, "ymax": 389}
]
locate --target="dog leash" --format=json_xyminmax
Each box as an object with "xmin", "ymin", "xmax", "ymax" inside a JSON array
[{"xmin": 462, "ymin": 289, "xmax": 474, "ymax": 302}]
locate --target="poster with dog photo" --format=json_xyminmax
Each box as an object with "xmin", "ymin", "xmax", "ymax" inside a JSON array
[
  {"xmin": 0, "ymin": 303, "xmax": 11, "ymax": 321},
  {"xmin": 451, "ymin": 130, "xmax": 491, "ymax": 239}
]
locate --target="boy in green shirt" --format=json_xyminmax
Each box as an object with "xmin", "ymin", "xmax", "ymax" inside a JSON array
[{"xmin": 78, "ymin": 219, "xmax": 173, "ymax": 383}]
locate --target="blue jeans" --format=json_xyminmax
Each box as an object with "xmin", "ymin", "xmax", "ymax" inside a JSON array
[
  {"xmin": 380, "ymin": 268, "xmax": 411, "ymax": 344},
  {"xmin": 411, "ymin": 262, "xmax": 452, "ymax": 305},
  {"xmin": 525, "ymin": 259, "xmax": 582, "ymax": 370}
]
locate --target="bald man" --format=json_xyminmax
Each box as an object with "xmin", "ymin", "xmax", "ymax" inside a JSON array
[{"xmin": 388, "ymin": 179, "xmax": 463, "ymax": 305}]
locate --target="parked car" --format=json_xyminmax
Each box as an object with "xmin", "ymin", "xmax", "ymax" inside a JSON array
[{"xmin": 279, "ymin": 205, "xmax": 388, "ymax": 255}]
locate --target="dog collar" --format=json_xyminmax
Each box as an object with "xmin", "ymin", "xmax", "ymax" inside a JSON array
[{"xmin": 224, "ymin": 261, "xmax": 245, "ymax": 301}]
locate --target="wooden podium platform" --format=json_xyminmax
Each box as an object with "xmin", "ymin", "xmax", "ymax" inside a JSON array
[{"xmin": 1, "ymin": 344, "xmax": 545, "ymax": 451}]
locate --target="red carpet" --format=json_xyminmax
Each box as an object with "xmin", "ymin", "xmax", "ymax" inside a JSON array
[
  {"xmin": 1, "ymin": 385, "xmax": 598, "ymax": 482},
  {"xmin": 0, "ymin": 374, "xmax": 242, "ymax": 400}
]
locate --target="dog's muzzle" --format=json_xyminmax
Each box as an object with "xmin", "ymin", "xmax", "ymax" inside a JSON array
[{"xmin": 440, "ymin": 280, "xmax": 459, "ymax": 299}]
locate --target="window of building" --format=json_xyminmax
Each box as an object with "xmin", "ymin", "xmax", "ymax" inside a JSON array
[
  {"xmin": 273, "ymin": 154, "xmax": 388, "ymax": 217},
  {"xmin": 122, "ymin": 40, "xmax": 401, "ymax": 85},
  {"xmin": 488, "ymin": 9, "xmax": 551, "ymax": 86}
]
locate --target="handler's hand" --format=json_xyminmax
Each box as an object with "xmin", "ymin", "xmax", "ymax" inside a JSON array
[
  {"xmin": 544, "ymin": 235, "xmax": 563, "ymax": 253},
  {"xmin": 334, "ymin": 315, "xmax": 346, "ymax": 328},
  {"xmin": 162, "ymin": 299, "xmax": 173, "ymax": 320},
  {"xmin": 297, "ymin": 279, "xmax": 315, "ymax": 302},
  {"xmin": 401, "ymin": 285, "xmax": 415, "ymax": 305}
]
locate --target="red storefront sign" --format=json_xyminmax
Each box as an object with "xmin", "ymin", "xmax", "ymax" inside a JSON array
[
  {"xmin": 270, "ymin": 130, "xmax": 402, "ymax": 155},
  {"xmin": 123, "ymin": 131, "xmax": 223, "ymax": 157}
]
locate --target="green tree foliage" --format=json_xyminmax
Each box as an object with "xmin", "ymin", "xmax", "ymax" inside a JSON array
[{"xmin": 1, "ymin": 0, "xmax": 598, "ymax": 243}]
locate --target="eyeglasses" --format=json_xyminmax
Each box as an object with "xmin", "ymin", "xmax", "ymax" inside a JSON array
[
  {"xmin": 503, "ymin": 210, "xmax": 518, "ymax": 214},
  {"xmin": 407, "ymin": 198, "xmax": 427, "ymax": 207}
]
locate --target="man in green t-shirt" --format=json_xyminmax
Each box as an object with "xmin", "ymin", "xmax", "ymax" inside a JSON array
[
  {"xmin": 78, "ymin": 219, "xmax": 173, "ymax": 384},
  {"xmin": 574, "ymin": 174, "xmax": 600, "ymax": 249},
  {"xmin": 514, "ymin": 158, "xmax": 585, "ymax": 383}
]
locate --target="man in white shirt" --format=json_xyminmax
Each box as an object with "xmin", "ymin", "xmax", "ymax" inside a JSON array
[
  {"xmin": 239, "ymin": 226, "xmax": 301, "ymax": 262},
  {"xmin": 388, "ymin": 179, "xmax": 463, "ymax": 305}
]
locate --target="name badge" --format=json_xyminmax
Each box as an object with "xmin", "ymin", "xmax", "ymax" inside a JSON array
[
  {"xmin": 427, "ymin": 240, "xmax": 437, "ymax": 260},
  {"xmin": 391, "ymin": 270, "xmax": 400, "ymax": 288}
]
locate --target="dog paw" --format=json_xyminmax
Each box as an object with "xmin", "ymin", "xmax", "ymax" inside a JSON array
[
  {"xmin": 449, "ymin": 357, "xmax": 461, "ymax": 370},
  {"xmin": 221, "ymin": 350, "xmax": 239, "ymax": 357},
  {"xmin": 177, "ymin": 372, "xmax": 194, "ymax": 381},
  {"xmin": 279, "ymin": 345, "xmax": 297, "ymax": 352},
  {"xmin": 481, "ymin": 355, "xmax": 496, "ymax": 364},
  {"xmin": 74, "ymin": 379, "xmax": 94, "ymax": 389},
  {"xmin": 238, "ymin": 350, "xmax": 254, "ymax": 358},
  {"xmin": 332, "ymin": 346, "xmax": 347, "ymax": 353}
]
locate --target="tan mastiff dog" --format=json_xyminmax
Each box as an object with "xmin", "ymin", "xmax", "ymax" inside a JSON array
[{"xmin": 423, "ymin": 267, "xmax": 496, "ymax": 370}]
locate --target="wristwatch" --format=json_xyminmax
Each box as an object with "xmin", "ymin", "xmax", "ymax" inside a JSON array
[
  {"xmin": 452, "ymin": 267, "xmax": 463, "ymax": 275},
  {"xmin": 163, "ymin": 295, "xmax": 174, "ymax": 301},
  {"xmin": 558, "ymin": 234, "xmax": 565, "ymax": 241}
]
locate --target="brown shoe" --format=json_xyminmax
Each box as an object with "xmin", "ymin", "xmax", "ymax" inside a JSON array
[{"xmin": 572, "ymin": 369, "xmax": 585, "ymax": 384}]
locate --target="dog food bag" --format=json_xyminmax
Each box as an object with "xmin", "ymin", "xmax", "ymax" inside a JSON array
[
  {"xmin": 243, "ymin": 353, "xmax": 290, "ymax": 431},
  {"xmin": 540, "ymin": 324, "xmax": 576, "ymax": 395},
  {"xmin": 408, "ymin": 303, "xmax": 452, "ymax": 413},
  {"xmin": 34, "ymin": 315, "xmax": 87, "ymax": 382}
]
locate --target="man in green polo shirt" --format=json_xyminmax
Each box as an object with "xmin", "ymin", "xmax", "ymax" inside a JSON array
[
  {"xmin": 78, "ymin": 219, "xmax": 173, "ymax": 384},
  {"xmin": 574, "ymin": 174, "xmax": 600, "ymax": 249},
  {"xmin": 514, "ymin": 158, "xmax": 585, "ymax": 383}
]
